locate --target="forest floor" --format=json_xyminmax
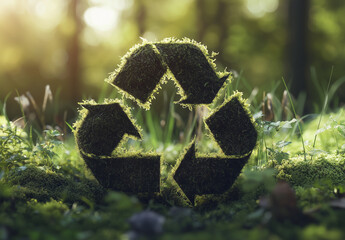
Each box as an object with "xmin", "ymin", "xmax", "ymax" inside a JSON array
[{"xmin": 1, "ymin": 107, "xmax": 345, "ymax": 240}]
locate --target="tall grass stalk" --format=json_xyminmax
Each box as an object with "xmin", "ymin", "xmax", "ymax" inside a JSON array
[
  {"xmin": 164, "ymin": 93, "xmax": 175, "ymax": 147},
  {"xmin": 184, "ymin": 112, "xmax": 198, "ymax": 146},
  {"xmin": 1, "ymin": 93, "xmax": 12, "ymax": 122},
  {"xmin": 312, "ymin": 66, "xmax": 333, "ymax": 150},
  {"xmin": 282, "ymin": 77, "xmax": 307, "ymax": 160},
  {"xmin": 145, "ymin": 110, "xmax": 158, "ymax": 149},
  {"xmin": 225, "ymin": 70, "xmax": 242, "ymax": 97},
  {"xmin": 310, "ymin": 67, "xmax": 324, "ymax": 107}
]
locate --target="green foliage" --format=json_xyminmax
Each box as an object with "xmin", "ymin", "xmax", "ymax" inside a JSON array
[
  {"xmin": 267, "ymin": 140, "xmax": 291, "ymax": 164},
  {"xmin": 0, "ymin": 122, "xmax": 30, "ymax": 172},
  {"xmin": 123, "ymin": 84, "xmax": 199, "ymax": 153},
  {"xmin": 251, "ymin": 113, "xmax": 298, "ymax": 165},
  {"xmin": 0, "ymin": 118, "xmax": 69, "ymax": 174},
  {"xmin": 32, "ymin": 129, "xmax": 63, "ymax": 167},
  {"xmin": 240, "ymin": 168, "xmax": 277, "ymax": 194}
]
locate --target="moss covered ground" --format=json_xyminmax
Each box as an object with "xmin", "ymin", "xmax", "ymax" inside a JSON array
[
  {"xmin": 1, "ymin": 106, "xmax": 345, "ymax": 240},
  {"xmin": 1, "ymin": 38, "xmax": 345, "ymax": 239}
]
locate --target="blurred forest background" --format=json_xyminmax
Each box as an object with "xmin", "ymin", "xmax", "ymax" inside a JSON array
[{"xmin": 1, "ymin": 0, "xmax": 345, "ymax": 122}]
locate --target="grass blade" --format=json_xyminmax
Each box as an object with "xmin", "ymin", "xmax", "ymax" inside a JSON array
[
  {"xmin": 65, "ymin": 121, "xmax": 75, "ymax": 133},
  {"xmin": 145, "ymin": 110, "xmax": 158, "ymax": 148},
  {"xmin": 282, "ymin": 77, "xmax": 306, "ymax": 160},
  {"xmin": 165, "ymin": 93, "xmax": 175, "ymax": 146},
  {"xmin": 312, "ymin": 66, "xmax": 333, "ymax": 150}
]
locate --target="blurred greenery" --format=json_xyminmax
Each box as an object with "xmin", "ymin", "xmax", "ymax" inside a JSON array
[{"xmin": 0, "ymin": 0, "xmax": 345, "ymax": 122}]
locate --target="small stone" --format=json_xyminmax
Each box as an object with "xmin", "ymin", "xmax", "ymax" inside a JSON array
[{"xmin": 129, "ymin": 210, "xmax": 165, "ymax": 236}]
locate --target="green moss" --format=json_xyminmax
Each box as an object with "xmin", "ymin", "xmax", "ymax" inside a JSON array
[
  {"xmin": 170, "ymin": 140, "xmax": 250, "ymax": 204},
  {"xmin": 0, "ymin": 187, "xmax": 142, "ymax": 240},
  {"xmin": 106, "ymin": 38, "xmax": 229, "ymax": 109},
  {"xmin": 74, "ymin": 99, "xmax": 163, "ymax": 194},
  {"xmin": 82, "ymin": 153, "xmax": 160, "ymax": 194},
  {"xmin": 27, "ymin": 199, "xmax": 69, "ymax": 219},
  {"xmin": 155, "ymin": 42, "xmax": 226, "ymax": 104},
  {"xmin": 276, "ymin": 153, "xmax": 345, "ymax": 187},
  {"xmin": 109, "ymin": 43, "xmax": 167, "ymax": 104},
  {"xmin": 301, "ymin": 225, "xmax": 342, "ymax": 240},
  {"xmin": 75, "ymin": 100, "xmax": 141, "ymax": 156},
  {"xmin": 5, "ymin": 166, "xmax": 104, "ymax": 203},
  {"xmin": 205, "ymin": 93, "xmax": 257, "ymax": 156}
]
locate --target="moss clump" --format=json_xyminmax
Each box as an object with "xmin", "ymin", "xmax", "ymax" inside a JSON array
[
  {"xmin": 0, "ymin": 187, "xmax": 142, "ymax": 240},
  {"xmin": 276, "ymin": 153, "xmax": 345, "ymax": 187},
  {"xmin": 5, "ymin": 166, "xmax": 104, "ymax": 203},
  {"xmin": 75, "ymin": 101, "xmax": 141, "ymax": 156},
  {"xmin": 82, "ymin": 154, "xmax": 160, "ymax": 194},
  {"xmin": 301, "ymin": 225, "xmax": 343, "ymax": 240},
  {"xmin": 155, "ymin": 42, "xmax": 227, "ymax": 104},
  {"xmin": 110, "ymin": 43, "xmax": 167, "ymax": 104},
  {"xmin": 27, "ymin": 199, "xmax": 69, "ymax": 220},
  {"xmin": 205, "ymin": 94, "xmax": 257, "ymax": 156}
]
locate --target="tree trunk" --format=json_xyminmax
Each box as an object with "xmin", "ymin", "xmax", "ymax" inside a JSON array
[
  {"xmin": 196, "ymin": 0, "xmax": 208, "ymax": 41},
  {"xmin": 288, "ymin": 0, "xmax": 310, "ymax": 100},
  {"xmin": 136, "ymin": 0, "xmax": 147, "ymax": 36},
  {"xmin": 66, "ymin": 0, "xmax": 82, "ymax": 105}
]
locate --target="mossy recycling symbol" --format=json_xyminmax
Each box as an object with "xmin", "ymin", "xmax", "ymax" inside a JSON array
[{"xmin": 75, "ymin": 38, "xmax": 257, "ymax": 204}]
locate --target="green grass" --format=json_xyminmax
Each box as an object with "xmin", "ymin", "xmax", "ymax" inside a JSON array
[{"xmin": 1, "ymin": 73, "xmax": 345, "ymax": 239}]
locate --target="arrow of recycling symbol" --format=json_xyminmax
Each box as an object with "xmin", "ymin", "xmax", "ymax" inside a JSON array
[
  {"xmin": 75, "ymin": 101, "xmax": 160, "ymax": 193},
  {"xmin": 173, "ymin": 96, "xmax": 257, "ymax": 203},
  {"xmin": 75, "ymin": 39, "xmax": 257, "ymax": 201},
  {"xmin": 173, "ymin": 141, "xmax": 250, "ymax": 203},
  {"xmin": 109, "ymin": 42, "xmax": 228, "ymax": 105},
  {"xmin": 77, "ymin": 103, "xmax": 140, "ymax": 156}
]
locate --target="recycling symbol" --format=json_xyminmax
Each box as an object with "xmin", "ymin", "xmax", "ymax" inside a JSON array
[{"xmin": 75, "ymin": 38, "xmax": 257, "ymax": 204}]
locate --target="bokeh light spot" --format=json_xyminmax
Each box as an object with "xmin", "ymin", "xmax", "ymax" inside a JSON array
[
  {"xmin": 246, "ymin": 0, "xmax": 279, "ymax": 18},
  {"xmin": 84, "ymin": 6, "xmax": 119, "ymax": 31}
]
